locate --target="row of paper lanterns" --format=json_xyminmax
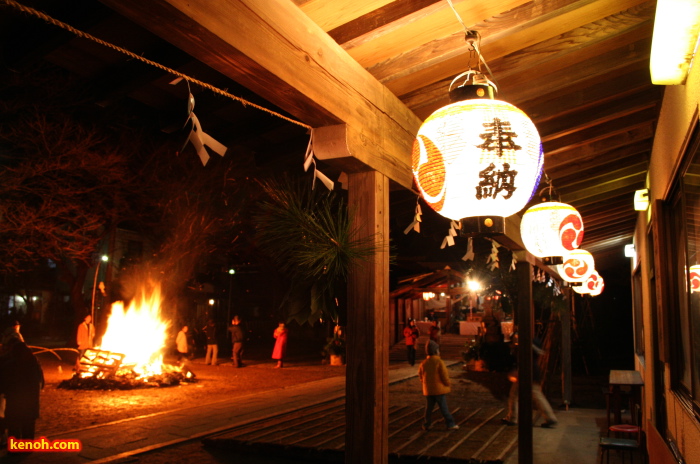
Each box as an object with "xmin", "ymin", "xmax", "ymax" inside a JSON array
[
  {"xmin": 520, "ymin": 203, "xmax": 604, "ymax": 296},
  {"xmin": 411, "ymin": 83, "xmax": 603, "ymax": 295}
]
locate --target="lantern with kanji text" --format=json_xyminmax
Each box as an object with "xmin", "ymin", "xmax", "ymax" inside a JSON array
[{"xmin": 412, "ymin": 73, "xmax": 543, "ymax": 224}]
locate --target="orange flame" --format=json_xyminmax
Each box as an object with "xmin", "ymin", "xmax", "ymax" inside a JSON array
[{"xmin": 97, "ymin": 286, "xmax": 171, "ymax": 378}]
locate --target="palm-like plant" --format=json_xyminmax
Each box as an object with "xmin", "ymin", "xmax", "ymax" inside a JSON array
[{"xmin": 255, "ymin": 177, "xmax": 378, "ymax": 325}]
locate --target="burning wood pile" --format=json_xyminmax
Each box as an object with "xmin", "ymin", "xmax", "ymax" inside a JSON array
[
  {"xmin": 59, "ymin": 286, "xmax": 196, "ymax": 390},
  {"xmin": 59, "ymin": 349, "xmax": 195, "ymax": 390}
]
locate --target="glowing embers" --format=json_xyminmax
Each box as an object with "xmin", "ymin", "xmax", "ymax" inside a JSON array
[{"xmin": 412, "ymin": 99, "xmax": 542, "ymax": 221}]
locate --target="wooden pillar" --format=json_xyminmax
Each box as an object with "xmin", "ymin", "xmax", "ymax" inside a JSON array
[
  {"xmin": 561, "ymin": 289, "xmax": 573, "ymax": 407},
  {"xmin": 516, "ymin": 261, "xmax": 534, "ymax": 464},
  {"xmin": 346, "ymin": 170, "xmax": 390, "ymax": 464}
]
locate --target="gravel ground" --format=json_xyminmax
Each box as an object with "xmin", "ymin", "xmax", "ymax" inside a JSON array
[{"xmin": 33, "ymin": 340, "xmax": 347, "ymax": 438}]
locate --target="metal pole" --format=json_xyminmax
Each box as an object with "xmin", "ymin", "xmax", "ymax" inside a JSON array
[
  {"xmin": 91, "ymin": 255, "xmax": 108, "ymax": 329},
  {"xmin": 227, "ymin": 269, "xmax": 235, "ymax": 323},
  {"xmin": 91, "ymin": 260, "xmax": 101, "ymax": 324}
]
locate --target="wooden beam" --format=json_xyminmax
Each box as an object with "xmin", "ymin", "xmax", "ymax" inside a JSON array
[
  {"xmin": 516, "ymin": 260, "xmax": 534, "ymax": 464},
  {"xmin": 537, "ymin": 88, "xmax": 661, "ymax": 141},
  {"xmin": 328, "ymin": 0, "xmax": 442, "ymax": 47},
  {"xmin": 299, "ymin": 0, "xmax": 395, "ymax": 31},
  {"xmin": 381, "ymin": 0, "xmax": 652, "ymax": 98},
  {"xmin": 409, "ymin": 39, "xmax": 654, "ymax": 122},
  {"xmin": 562, "ymin": 175, "xmax": 645, "ymax": 204},
  {"xmin": 345, "ymin": 0, "xmax": 530, "ymax": 69},
  {"xmin": 101, "ymin": 0, "xmax": 421, "ymax": 189},
  {"xmin": 551, "ymin": 144, "xmax": 650, "ymax": 184},
  {"xmin": 346, "ymin": 170, "xmax": 390, "ymax": 464},
  {"xmin": 545, "ymin": 125, "xmax": 654, "ymax": 171},
  {"xmin": 372, "ymin": 1, "xmax": 653, "ymax": 88},
  {"xmin": 542, "ymin": 107, "xmax": 656, "ymax": 156},
  {"xmin": 558, "ymin": 162, "xmax": 648, "ymax": 194},
  {"xmin": 521, "ymin": 63, "xmax": 660, "ymax": 123}
]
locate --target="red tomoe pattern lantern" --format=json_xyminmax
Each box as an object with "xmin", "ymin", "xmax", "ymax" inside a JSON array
[
  {"xmin": 520, "ymin": 202, "xmax": 583, "ymax": 259},
  {"xmin": 412, "ymin": 99, "xmax": 543, "ymax": 221},
  {"xmin": 690, "ymin": 264, "xmax": 700, "ymax": 293},
  {"xmin": 557, "ymin": 249, "xmax": 595, "ymax": 283},
  {"xmin": 573, "ymin": 271, "xmax": 604, "ymax": 295}
]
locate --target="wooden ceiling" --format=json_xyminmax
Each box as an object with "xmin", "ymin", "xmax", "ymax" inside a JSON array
[{"xmin": 1, "ymin": 0, "xmax": 661, "ymax": 272}]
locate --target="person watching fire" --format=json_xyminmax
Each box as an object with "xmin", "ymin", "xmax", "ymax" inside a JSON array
[{"xmin": 75, "ymin": 314, "xmax": 94, "ymax": 371}]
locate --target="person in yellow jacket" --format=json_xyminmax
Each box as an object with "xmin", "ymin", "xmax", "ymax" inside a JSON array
[{"xmin": 418, "ymin": 341, "xmax": 459, "ymax": 430}]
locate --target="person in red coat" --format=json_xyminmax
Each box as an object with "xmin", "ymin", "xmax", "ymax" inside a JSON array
[
  {"xmin": 403, "ymin": 319, "xmax": 420, "ymax": 366},
  {"xmin": 272, "ymin": 322, "xmax": 288, "ymax": 368}
]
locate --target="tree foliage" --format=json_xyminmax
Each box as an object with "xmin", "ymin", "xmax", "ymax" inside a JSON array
[
  {"xmin": 0, "ymin": 69, "xmax": 140, "ymax": 273},
  {"xmin": 254, "ymin": 177, "xmax": 378, "ymax": 325},
  {"xmin": 0, "ymin": 65, "xmax": 259, "ymax": 322}
]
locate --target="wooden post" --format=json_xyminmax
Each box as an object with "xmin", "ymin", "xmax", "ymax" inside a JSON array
[
  {"xmin": 516, "ymin": 261, "xmax": 534, "ymax": 464},
  {"xmin": 346, "ymin": 170, "xmax": 390, "ymax": 464},
  {"xmin": 561, "ymin": 289, "xmax": 573, "ymax": 408}
]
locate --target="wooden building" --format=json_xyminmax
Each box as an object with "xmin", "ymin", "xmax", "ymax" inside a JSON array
[
  {"xmin": 2, "ymin": 0, "xmax": 697, "ymax": 463},
  {"xmin": 631, "ymin": 46, "xmax": 700, "ymax": 464}
]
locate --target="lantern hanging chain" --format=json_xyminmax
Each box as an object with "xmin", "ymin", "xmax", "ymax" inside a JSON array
[
  {"xmin": 0, "ymin": 0, "xmax": 312, "ymax": 131},
  {"xmin": 444, "ymin": 0, "xmax": 500, "ymax": 90}
]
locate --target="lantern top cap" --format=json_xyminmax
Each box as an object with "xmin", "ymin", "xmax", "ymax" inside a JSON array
[{"xmin": 449, "ymin": 70, "xmax": 497, "ymax": 95}]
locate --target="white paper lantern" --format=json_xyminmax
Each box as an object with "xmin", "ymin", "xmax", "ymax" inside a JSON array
[
  {"xmin": 557, "ymin": 249, "xmax": 595, "ymax": 283},
  {"xmin": 690, "ymin": 264, "xmax": 700, "ymax": 293},
  {"xmin": 520, "ymin": 202, "xmax": 583, "ymax": 259},
  {"xmin": 412, "ymin": 99, "xmax": 543, "ymax": 221},
  {"xmin": 573, "ymin": 271, "xmax": 603, "ymax": 295},
  {"xmin": 589, "ymin": 273, "xmax": 604, "ymax": 296}
]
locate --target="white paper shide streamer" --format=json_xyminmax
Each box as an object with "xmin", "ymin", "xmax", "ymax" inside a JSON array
[
  {"xmin": 404, "ymin": 202, "xmax": 423, "ymax": 235},
  {"xmin": 303, "ymin": 130, "xmax": 334, "ymax": 191},
  {"xmin": 462, "ymin": 237, "xmax": 475, "ymax": 261},
  {"xmin": 179, "ymin": 91, "xmax": 228, "ymax": 166},
  {"xmin": 441, "ymin": 220, "xmax": 461, "ymax": 249},
  {"xmin": 486, "ymin": 239, "xmax": 500, "ymax": 270}
]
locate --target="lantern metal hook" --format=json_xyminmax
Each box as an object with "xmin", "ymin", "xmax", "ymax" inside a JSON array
[
  {"xmin": 537, "ymin": 174, "xmax": 560, "ymax": 202},
  {"xmin": 449, "ymin": 70, "xmax": 498, "ymax": 95}
]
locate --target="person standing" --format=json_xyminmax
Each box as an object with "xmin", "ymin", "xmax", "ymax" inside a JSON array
[
  {"xmin": 75, "ymin": 314, "xmax": 94, "ymax": 370},
  {"xmin": 176, "ymin": 325, "xmax": 189, "ymax": 363},
  {"xmin": 228, "ymin": 316, "xmax": 245, "ymax": 368},
  {"xmin": 501, "ymin": 338, "xmax": 558, "ymax": 428},
  {"xmin": 419, "ymin": 341, "xmax": 459, "ymax": 431},
  {"xmin": 403, "ymin": 319, "xmax": 420, "ymax": 366},
  {"xmin": 0, "ymin": 335, "xmax": 44, "ymax": 440},
  {"xmin": 425, "ymin": 324, "xmax": 441, "ymax": 356},
  {"xmin": 203, "ymin": 319, "xmax": 218, "ymax": 366},
  {"xmin": 272, "ymin": 322, "xmax": 288, "ymax": 368},
  {"xmin": 9, "ymin": 321, "xmax": 23, "ymax": 343}
]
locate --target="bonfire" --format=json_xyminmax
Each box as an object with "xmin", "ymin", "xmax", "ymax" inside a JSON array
[{"xmin": 60, "ymin": 286, "xmax": 195, "ymax": 390}]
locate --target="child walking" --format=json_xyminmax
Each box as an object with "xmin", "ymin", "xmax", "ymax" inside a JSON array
[{"xmin": 418, "ymin": 341, "xmax": 459, "ymax": 430}]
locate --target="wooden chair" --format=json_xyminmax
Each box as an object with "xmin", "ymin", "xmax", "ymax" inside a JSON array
[{"xmin": 599, "ymin": 404, "xmax": 645, "ymax": 464}]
